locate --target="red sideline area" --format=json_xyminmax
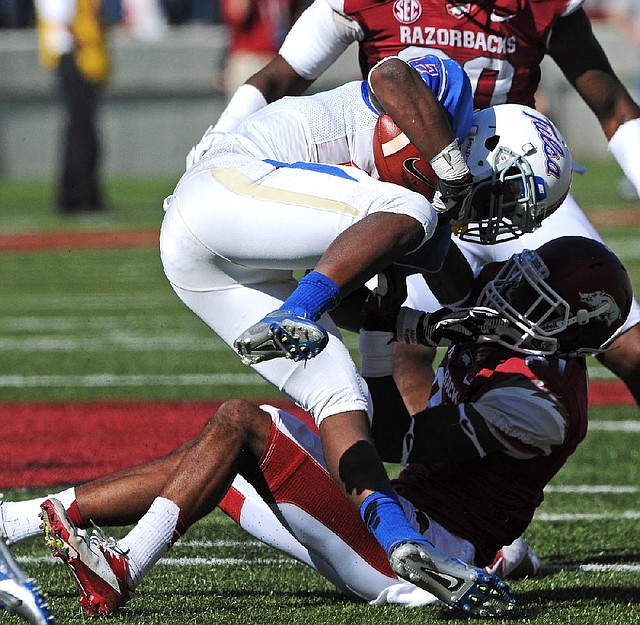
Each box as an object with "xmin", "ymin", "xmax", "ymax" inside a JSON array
[
  {"xmin": 0, "ymin": 229, "xmax": 158, "ymax": 253},
  {"xmin": 0, "ymin": 381, "xmax": 634, "ymax": 490},
  {"xmin": 0, "ymin": 400, "xmax": 313, "ymax": 490}
]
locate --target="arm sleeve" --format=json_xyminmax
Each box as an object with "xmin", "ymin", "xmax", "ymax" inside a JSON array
[
  {"xmin": 211, "ymin": 84, "xmax": 268, "ymax": 134},
  {"xmin": 608, "ymin": 117, "xmax": 640, "ymax": 195},
  {"xmin": 279, "ymin": 0, "xmax": 362, "ymax": 80}
]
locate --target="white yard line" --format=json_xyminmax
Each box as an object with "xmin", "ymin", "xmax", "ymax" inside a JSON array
[
  {"xmin": 535, "ymin": 511, "xmax": 640, "ymax": 521},
  {"xmin": 544, "ymin": 485, "xmax": 640, "ymax": 493},
  {"xmin": 0, "ymin": 373, "xmax": 267, "ymax": 387},
  {"xmin": 0, "ymin": 337, "xmax": 224, "ymax": 351}
]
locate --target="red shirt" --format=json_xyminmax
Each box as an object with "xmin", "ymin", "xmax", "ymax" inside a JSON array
[
  {"xmin": 330, "ymin": 0, "xmax": 576, "ymax": 108},
  {"xmin": 222, "ymin": 0, "xmax": 306, "ymax": 55}
]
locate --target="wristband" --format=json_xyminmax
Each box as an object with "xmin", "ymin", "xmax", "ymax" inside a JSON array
[
  {"xmin": 429, "ymin": 139, "xmax": 470, "ymax": 181},
  {"xmin": 396, "ymin": 307, "xmax": 428, "ymax": 345},
  {"xmin": 359, "ymin": 330, "xmax": 394, "ymax": 377},
  {"xmin": 212, "ymin": 84, "xmax": 268, "ymax": 134}
]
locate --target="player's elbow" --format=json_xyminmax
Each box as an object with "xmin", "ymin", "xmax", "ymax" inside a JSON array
[{"xmin": 368, "ymin": 57, "xmax": 411, "ymax": 97}]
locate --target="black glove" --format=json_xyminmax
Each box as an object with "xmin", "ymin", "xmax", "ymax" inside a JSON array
[
  {"xmin": 432, "ymin": 172, "xmax": 474, "ymax": 222},
  {"xmin": 361, "ymin": 266, "xmax": 407, "ymax": 332},
  {"xmin": 397, "ymin": 306, "xmax": 510, "ymax": 347}
]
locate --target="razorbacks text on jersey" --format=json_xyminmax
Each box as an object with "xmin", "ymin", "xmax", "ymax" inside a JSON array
[
  {"xmin": 325, "ymin": 0, "xmax": 584, "ymax": 108},
  {"xmin": 393, "ymin": 341, "xmax": 588, "ymax": 566}
]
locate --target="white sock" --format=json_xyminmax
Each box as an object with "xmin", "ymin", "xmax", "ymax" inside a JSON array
[
  {"xmin": 118, "ymin": 497, "xmax": 180, "ymax": 589},
  {"xmin": 1, "ymin": 487, "xmax": 76, "ymax": 545}
]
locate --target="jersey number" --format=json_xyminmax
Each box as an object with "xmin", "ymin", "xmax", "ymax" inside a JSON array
[{"xmin": 400, "ymin": 46, "xmax": 516, "ymax": 107}]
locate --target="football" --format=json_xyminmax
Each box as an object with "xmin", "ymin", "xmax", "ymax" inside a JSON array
[{"xmin": 372, "ymin": 113, "xmax": 437, "ymax": 200}]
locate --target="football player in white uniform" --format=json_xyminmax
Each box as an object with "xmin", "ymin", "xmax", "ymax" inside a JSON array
[
  {"xmin": 155, "ymin": 47, "xmax": 573, "ymax": 613},
  {"xmin": 156, "ymin": 52, "xmax": 523, "ymax": 614},
  {"xmin": 1, "ymin": 58, "xmax": 573, "ymax": 619},
  {"xmin": 197, "ymin": 0, "xmax": 640, "ymax": 409},
  {"xmin": 1, "ymin": 237, "xmax": 630, "ymax": 617}
]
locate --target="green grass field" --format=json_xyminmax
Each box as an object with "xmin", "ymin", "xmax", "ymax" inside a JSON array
[{"xmin": 1, "ymin": 160, "xmax": 640, "ymax": 624}]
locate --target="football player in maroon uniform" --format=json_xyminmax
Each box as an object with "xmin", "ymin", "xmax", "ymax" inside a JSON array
[
  {"xmin": 194, "ymin": 0, "xmax": 640, "ymax": 409},
  {"xmin": 2, "ymin": 238, "xmax": 631, "ymax": 617}
]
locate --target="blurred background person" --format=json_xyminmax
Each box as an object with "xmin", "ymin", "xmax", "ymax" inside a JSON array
[
  {"xmin": 34, "ymin": 0, "xmax": 110, "ymax": 215},
  {"xmin": 160, "ymin": 0, "xmax": 220, "ymax": 25},
  {"xmin": 219, "ymin": 0, "xmax": 307, "ymax": 99},
  {"xmin": 119, "ymin": 0, "xmax": 168, "ymax": 41}
]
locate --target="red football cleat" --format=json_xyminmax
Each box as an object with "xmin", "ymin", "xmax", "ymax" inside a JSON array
[
  {"xmin": 485, "ymin": 536, "xmax": 541, "ymax": 580},
  {"xmin": 40, "ymin": 498, "xmax": 130, "ymax": 616}
]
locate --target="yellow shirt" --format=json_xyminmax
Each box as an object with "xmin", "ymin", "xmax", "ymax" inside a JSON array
[{"xmin": 35, "ymin": 0, "xmax": 109, "ymax": 84}]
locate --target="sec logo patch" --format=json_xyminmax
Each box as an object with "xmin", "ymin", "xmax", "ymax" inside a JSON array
[{"xmin": 393, "ymin": 0, "xmax": 422, "ymax": 24}]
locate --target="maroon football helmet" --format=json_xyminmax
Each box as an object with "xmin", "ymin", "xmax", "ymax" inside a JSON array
[{"xmin": 477, "ymin": 236, "xmax": 633, "ymax": 356}]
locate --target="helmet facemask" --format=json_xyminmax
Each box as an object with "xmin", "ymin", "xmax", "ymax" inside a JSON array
[
  {"xmin": 478, "ymin": 248, "xmax": 624, "ymax": 356},
  {"xmin": 454, "ymin": 144, "xmax": 543, "ymax": 245},
  {"xmin": 478, "ymin": 250, "xmax": 564, "ymax": 355},
  {"xmin": 456, "ymin": 104, "xmax": 572, "ymax": 246}
]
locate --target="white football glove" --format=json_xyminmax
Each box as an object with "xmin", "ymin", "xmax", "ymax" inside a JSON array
[{"xmin": 186, "ymin": 125, "xmax": 226, "ymax": 170}]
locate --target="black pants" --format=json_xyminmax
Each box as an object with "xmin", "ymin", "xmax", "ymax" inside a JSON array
[{"xmin": 57, "ymin": 53, "xmax": 103, "ymax": 213}]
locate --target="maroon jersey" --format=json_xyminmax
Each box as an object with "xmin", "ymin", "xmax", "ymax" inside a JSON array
[
  {"xmin": 328, "ymin": 0, "xmax": 580, "ymax": 108},
  {"xmin": 392, "ymin": 343, "xmax": 589, "ymax": 566}
]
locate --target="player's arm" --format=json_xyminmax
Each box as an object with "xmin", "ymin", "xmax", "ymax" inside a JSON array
[
  {"xmin": 368, "ymin": 58, "xmax": 459, "ymax": 164},
  {"xmin": 368, "ymin": 57, "xmax": 473, "ymax": 219},
  {"xmin": 362, "ymin": 351, "xmax": 504, "ymax": 465},
  {"xmin": 548, "ymin": 8, "xmax": 639, "ymax": 139},
  {"xmin": 419, "ymin": 242, "xmax": 474, "ymax": 306},
  {"xmin": 366, "ymin": 363, "xmax": 567, "ymax": 466},
  {"xmin": 548, "ymin": 8, "xmax": 640, "ymax": 193},
  {"xmin": 187, "ymin": 1, "xmax": 359, "ymax": 168}
]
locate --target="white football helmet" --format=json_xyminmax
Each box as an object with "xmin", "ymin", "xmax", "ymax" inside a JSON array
[
  {"xmin": 476, "ymin": 237, "xmax": 632, "ymax": 356},
  {"xmin": 455, "ymin": 104, "xmax": 572, "ymax": 245}
]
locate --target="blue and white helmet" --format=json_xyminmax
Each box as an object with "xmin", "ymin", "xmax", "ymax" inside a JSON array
[{"xmin": 456, "ymin": 104, "xmax": 573, "ymax": 244}]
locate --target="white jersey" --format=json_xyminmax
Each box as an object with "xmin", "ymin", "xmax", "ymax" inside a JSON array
[{"xmin": 214, "ymin": 81, "xmax": 379, "ymax": 176}]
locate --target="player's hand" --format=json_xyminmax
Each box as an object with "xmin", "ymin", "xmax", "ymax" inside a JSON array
[
  {"xmin": 397, "ymin": 306, "xmax": 510, "ymax": 346},
  {"xmin": 432, "ymin": 173, "xmax": 473, "ymax": 222},
  {"xmin": 186, "ymin": 125, "xmax": 225, "ymax": 170},
  {"xmin": 426, "ymin": 306, "xmax": 509, "ymax": 345},
  {"xmin": 361, "ymin": 266, "xmax": 407, "ymax": 332}
]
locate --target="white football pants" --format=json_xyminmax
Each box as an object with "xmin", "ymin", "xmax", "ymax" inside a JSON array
[{"xmin": 160, "ymin": 153, "xmax": 435, "ymax": 424}]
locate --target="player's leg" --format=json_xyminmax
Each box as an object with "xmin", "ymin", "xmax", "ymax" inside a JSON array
[
  {"xmin": 0, "ymin": 440, "xmax": 198, "ymax": 546},
  {"xmin": 40, "ymin": 400, "xmax": 274, "ymax": 615},
  {"xmin": 160, "ymin": 159, "xmax": 514, "ymax": 615}
]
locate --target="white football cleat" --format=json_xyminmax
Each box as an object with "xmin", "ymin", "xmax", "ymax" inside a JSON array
[
  {"xmin": 40, "ymin": 498, "xmax": 130, "ymax": 616},
  {"xmin": 234, "ymin": 309, "xmax": 329, "ymax": 365}
]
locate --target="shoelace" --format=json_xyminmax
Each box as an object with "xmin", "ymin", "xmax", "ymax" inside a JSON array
[
  {"xmin": 88, "ymin": 523, "xmax": 128, "ymax": 558},
  {"xmin": 87, "ymin": 524, "xmax": 135, "ymax": 595}
]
